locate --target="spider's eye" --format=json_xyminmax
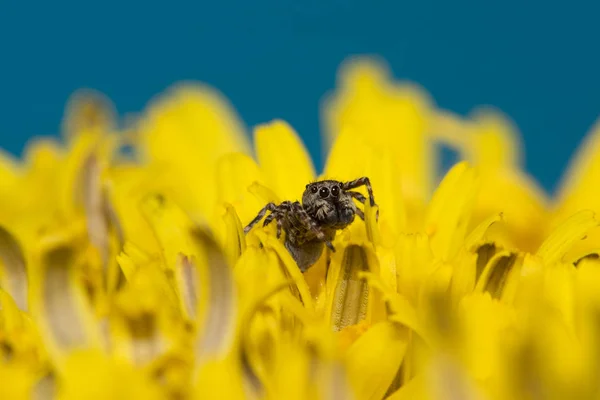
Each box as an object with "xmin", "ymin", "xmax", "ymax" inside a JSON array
[
  {"xmin": 331, "ymin": 186, "xmax": 339, "ymax": 197},
  {"xmin": 319, "ymin": 187, "xmax": 329, "ymax": 198},
  {"xmin": 310, "ymin": 186, "xmax": 318, "ymax": 194}
]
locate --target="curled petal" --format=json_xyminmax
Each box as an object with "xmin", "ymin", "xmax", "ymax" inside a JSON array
[
  {"xmin": 536, "ymin": 210, "xmax": 600, "ymax": 265},
  {"xmin": 221, "ymin": 204, "xmax": 246, "ymax": 267},
  {"xmin": 191, "ymin": 228, "xmax": 237, "ymax": 362},
  {"xmin": 0, "ymin": 225, "xmax": 28, "ymax": 311},
  {"xmin": 61, "ymin": 88, "xmax": 116, "ymax": 140},
  {"xmin": 463, "ymin": 213, "xmax": 504, "ymax": 253},
  {"xmin": 30, "ymin": 242, "xmax": 101, "ymax": 363},
  {"xmin": 327, "ymin": 244, "xmax": 379, "ymax": 331},
  {"xmin": 474, "ymin": 251, "xmax": 522, "ymax": 302}
]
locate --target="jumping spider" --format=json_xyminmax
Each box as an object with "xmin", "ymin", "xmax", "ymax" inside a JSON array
[{"xmin": 244, "ymin": 177, "xmax": 377, "ymax": 272}]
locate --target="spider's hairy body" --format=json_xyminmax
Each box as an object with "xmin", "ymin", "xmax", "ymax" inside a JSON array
[{"xmin": 244, "ymin": 177, "xmax": 376, "ymax": 272}]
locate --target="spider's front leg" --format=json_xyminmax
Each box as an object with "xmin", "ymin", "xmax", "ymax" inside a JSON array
[
  {"xmin": 343, "ymin": 177, "xmax": 378, "ymax": 221},
  {"xmin": 342, "ymin": 177, "xmax": 376, "ymax": 207},
  {"xmin": 292, "ymin": 203, "xmax": 335, "ymax": 252}
]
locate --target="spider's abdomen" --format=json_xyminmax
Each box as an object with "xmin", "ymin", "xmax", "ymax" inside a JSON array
[{"xmin": 285, "ymin": 239, "xmax": 324, "ymax": 272}]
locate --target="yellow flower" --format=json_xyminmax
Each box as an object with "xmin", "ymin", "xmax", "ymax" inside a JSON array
[{"xmin": 0, "ymin": 56, "xmax": 599, "ymax": 400}]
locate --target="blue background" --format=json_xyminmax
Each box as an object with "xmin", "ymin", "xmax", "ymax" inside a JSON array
[{"xmin": 1, "ymin": 1, "xmax": 599, "ymax": 194}]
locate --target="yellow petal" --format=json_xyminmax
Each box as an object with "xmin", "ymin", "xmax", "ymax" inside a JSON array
[
  {"xmin": 233, "ymin": 246, "xmax": 289, "ymax": 315},
  {"xmin": 323, "ymin": 131, "xmax": 409, "ymax": 236},
  {"xmin": 0, "ymin": 364, "xmax": 37, "ymax": 399},
  {"xmin": 0, "ymin": 288, "xmax": 24, "ymax": 333},
  {"xmin": 395, "ymin": 233, "xmax": 434, "ymax": 305},
  {"xmin": 258, "ymin": 230, "xmax": 314, "ymax": 311},
  {"xmin": 323, "ymin": 126, "xmax": 366, "ymax": 182},
  {"xmin": 247, "ymin": 181, "xmax": 281, "ymax": 205},
  {"xmin": 139, "ymin": 84, "xmax": 250, "ymax": 219},
  {"xmin": 116, "ymin": 242, "xmax": 152, "ymax": 281},
  {"xmin": 463, "ymin": 212, "xmax": 504, "ymax": 252},
  {"xmin": 140, "ymin": 193, "xmax": 199, "ymax": 273},
  {"xmin": 461, "ymin": 109, "xmax": 523, "ymax": 171},
  {"xmin": 58, "ymin": 351, "xmax": 165, "ymax": 400},
  {"xmin": 104, "ymin": 164, "xmax": 161, "ymax": 255},
  {"xmin": 472, "ymin": 170, "xmax": 549, "ymax": 253},
  {"xmin": 214, "ymin": 152, "xmax": 270, "ymax": 234},
  {"xmin": 254, "ymin": 119, "xmax": 315, "ymax": 201},
  {"xmin": 323, "ymin": 57, "xmax": 434, "ymax": 205},
  {"xmin": 344, "ymin": 321, "xmax": 409, "ymax": 400},
  {"xmin": 385, "ymin": 375, "xmax": 428, "ymax": 400},
  {"xmin": 434, "ymin": 110, "xmax": 548, "ymax": 253},
  {"xmin": 194, "ymin": 356, "xmax": 247, "ymax": 399},
  {"xmin": 536, "ymin": 209, "xmax": 600, "ymax": 265},
  {"xmin": 457, "ymin": 293, "xmax": 517, "ymax": 383},
  {"xmin": 364, "ymin": 200, "xmax": 382, "ymax": 247},
  {"xmin": 449, "ymin": 252, "xmax": 478, "ymax": 307},
  {"xmin": 359, "ymin": 271, "xmax": 431, "ymax": 345},
  {"xmin": 109, "ymin": 259, "xmax": 179, "ymax": 366},
  {"xmin": 553, "ymin": 118, "xmax": 600, "ymax": 221},
  {"xmin": 425, "ymin": 161, "xmax": 479, "ymax": 261},
  {"xmin": 0, "ymin": 149, "xmax": 21, "ymax": 205}
]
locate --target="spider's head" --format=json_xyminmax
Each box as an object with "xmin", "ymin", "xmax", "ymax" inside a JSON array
[{"xmin": 302, "ymin": 180, "xmax": 356, "ymax": 228}]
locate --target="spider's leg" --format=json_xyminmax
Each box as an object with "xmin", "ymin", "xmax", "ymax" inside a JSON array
[
  {"xmin": 342, "ymin": 177, "xmax": 376, "ymax": 207},
  {"xmin": 355, "ymin": 207, "xmax": 365, "ymax": 221},
  {"xmin": 347, "ymin": 191, "xmax": 366, "ymax": 203},
  {"xmin": 263, "ymin": 213, "xmax": 276, "ymax": 227},
  {"xmin": 263, "ymin": 210, "xmax": 285, "ymax": 239},
  {"xmin": 292, "ymin": 203, "xmax": 336, "ymax": 252},
  {"xmin": 343, "ymin": 178, "xmax": 378, "ymax": 221},
  {"xmin": 244, "ymin": 202, "xmax": 278, "ymax": 234},
  {"xmin": 348, "ymin": 191, "xmax": 367, "ymax": 220},
  {"xmin": 262, "ymin": 202, "xmax": 292, "ymax": 238},
  {"xmin": 276, "ymin": 217, "xmax": 283, "ymax": 239}
]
